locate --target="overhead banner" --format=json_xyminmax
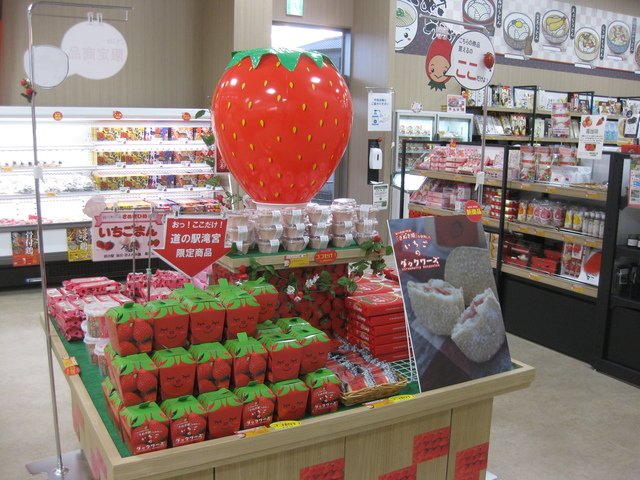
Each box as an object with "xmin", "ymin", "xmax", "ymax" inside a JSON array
[
  {"xmin": 388, "ymin": 215, "xmax": 512, "ymax": 392},
  {"xmin": 395, "ymin": 0, "xmax": 640, "ymax": 79}
]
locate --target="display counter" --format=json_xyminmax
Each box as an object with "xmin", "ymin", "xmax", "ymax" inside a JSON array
[{"xmin": 47, "ymin": 315, "xmax": 534, "ymax": 480}]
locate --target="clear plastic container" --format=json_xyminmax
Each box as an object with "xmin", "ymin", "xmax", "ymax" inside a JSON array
[
  {"xmin": 356, "ymin": 205, "xmax": 380, "ymax": 221},
  {"xmin": 257, "ymin": 239, "xmax": 280, "ymax": 254},
  {"xmin": 309, "ymin": 235, "xmax": 330, "ymax": 250},
  {"xmin": 283, "ymin": 223, "xmax": 306, "ymax": 237},
  {"xmin": 254, "ymin": 209, "xmax": 282, "ymax": 226},
  {"xmin": 226, "ymin": 225, "xmax": 251, "ymax": 242},
  {"xmin": 95, "ymin": 340, "xmax": 109, "ymax": 376},
  {"xmin": 282, "ymin": 236, "xmax": 309, "ymax": 252},
  {"xmin": 84, "ymin": 334, "xmax": 99, "ymax": 364},
  {"xmin": 232, "ymin": 240, "xmax": 253, "ymax": 254},
  {"xmin": 331, "ymin": 205, "xmax": 354, "ymax": 223},
  {"xmin": 226, "ymin": 210, "xmax": 250, "ymax": 227},
  {"xmin": 84, "ymin": 300, "xmax": 118, "ymax": 338},
  {"xmin": 256, "ymin": 224, "xmax": 283, "ymax": 240},
  {"xmin": 355, "ymin": 232, "xmax": 375, "ymax": 245},
  {"xmin": 306, "ymin": 204, "xmax": 331, "ymax": 223},
  {"xmin": 331, "ymin": 233, "xmax": 355, "ymax": 248},
  {"xmin": 331, "ymin": 221, "xmax": 354, "ymax": 235},
  {"xmin": 308, "ymin": 222, "xmax": 330, "ymax": 236},
  {"xmin": 282, "ymin": 207, "xmax": 305, "ymax": 225},
  {"xmin": 355, "ymin": 219, "xmax": 378, "ymax": 234}
]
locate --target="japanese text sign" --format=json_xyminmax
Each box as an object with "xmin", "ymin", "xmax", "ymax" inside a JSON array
[
  {"xmin": 446, "ymin": 31, "xmax": 495, "ymax": 91},
  {"xmin": 91, "ymin": 211, "xmax": 165, "ymax": 261}
]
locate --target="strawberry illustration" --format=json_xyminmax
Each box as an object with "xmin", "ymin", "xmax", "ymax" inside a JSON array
[
  {"xmin": 122, "ymin": 391, "xmax": 143, "ymax": 406},
  {"xmin": 132, "ymin": 321, "xmax": 153, "ymax": 344},
  {"xmin": 148, "ymin": 419, "xmax": 168, "ymax": 443},
  {"xmin": 197, "ymin": 363, "xmax": 212, "ymax": 382},
  {"xmin": 211, "ymin": 361, "xmax": 231, "ymax": 386},
  {"xmin": 198, "ymin": 379, "xmax": 217, "ymax": 394},
  {"xmin": 118, "ymin": 341, "xmax": 138, "ymax": 356},
  {"xmin": 188, "ymin": 412, "xmax": 207, "ymax": 436},
  {"xmin": 136, "ymin": 372, "xmax": 157, "ymax": 395},
  {"xmin": 248, "ymin": 354, "xmax": 267, "ymax": 379},
  {"xmin": 120, "ymin": 374, "xmax": 138, "ymax": 393},
  {"xmin": 211, "ymin": 48, "xmax": 352, "ymax": 204}
]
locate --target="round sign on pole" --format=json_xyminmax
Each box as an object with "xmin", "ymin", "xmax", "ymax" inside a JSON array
[
  {"xmin": 446, "ymin": 30, "xmax": 495, "ymax": 91},
  {"xmin": 60, "ymin": 21, "xmax": 128, "ymax": 80},
  {"xmin": 23, "ymin": 45, "xmax": 69, "ymax": 88}
]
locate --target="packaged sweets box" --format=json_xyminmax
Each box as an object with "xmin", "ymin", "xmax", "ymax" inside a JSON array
[{"xmin": 345, "ymin": 292, "xmax": 404, "ymax": 317}]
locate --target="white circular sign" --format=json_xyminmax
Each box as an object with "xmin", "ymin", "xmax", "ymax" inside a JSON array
[
  {"xmin": 61, "ymin": 21, "xmax": 128, "ymax": 80},
  {"xmin": 23, "ymin": 45, "xmax": 69, "ymax": 88},
  {"xmin": 446, "ymin": 30, "xmax": 495, "ymax": 90}
]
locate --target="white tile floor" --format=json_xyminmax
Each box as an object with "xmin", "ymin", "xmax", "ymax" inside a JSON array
[{"xmin": 1, "ymin": 287, "xmax": 639, "ymax": 479}]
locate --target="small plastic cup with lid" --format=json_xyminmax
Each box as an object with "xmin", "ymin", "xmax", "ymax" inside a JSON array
[
  {"xmin": 355, "ymin": 219, "xmax": 378, "ymax": 234},
  {"xmin": 256, "ymin": 224, "xmax": 284, "ymax": 241},
  {"xmin": 356, "ymin": 204, "xmax": 380, "ymax": 221},
  {"xmin": 283, "ymin": 223, "xmax": 307, "ymax": 238},
  {"xmin": 257, "ymin": 239, "xmax": 281, "ymax": 254},
  {"xmin": 282, "ymin": 207, "xmax": 306, "ymax": 226},
  {"xmin": 282, "ymin": 236, "xmax": 309, "ymax": 252},
  {"xmin": 308, "ymin": 222, "xmax": 330, "ymax": 236},
  {"xmin": 309, "ymin": 235, "xmax": 330, "ymax": 250},
  {"xmin": 306, "ymin": 204, "xmax": 331, "ymax": 224},
  {"xmin": 331, "ymin": 221, "xmax": 354, "ymax": 236},
  {"xmin": 331, "ymin": 205, "xmax": 354, "ymax": 223},
  {"xmin": 226, "ymin": 210, "xmax": 250, "ymax": 227},
  {"xmin": 254, "ymin": 208, "xmax": 282, "ymax": 226},
  {"xmin": 331, "ymin": 233, "xmax": 355, "ymax": 248}
]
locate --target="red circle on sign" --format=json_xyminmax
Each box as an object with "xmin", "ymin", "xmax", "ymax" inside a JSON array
[
  {"xmin": 182, "ymin": 112, "xmax": 191, "ymax": 121},
  {"xmin": 113, "ymin": 110, "xmax": 123, "ymax": 120},
  {"xmin": 313, "ymin": 250, "xmax": 337, "ymax": 265},
  {"xmin": 52, "ymin": 111, "xmax": 63, "ymax": 121},
  {"xmin": 465, "ymin": 200, "xmax": 483, "ymax": 223}
]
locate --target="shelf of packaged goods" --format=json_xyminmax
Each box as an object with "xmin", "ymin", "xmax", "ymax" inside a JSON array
[
  {"xmin": 94, "ymin": 164, "xmax": 212, "ymax": 177},
  {"xmin": 408, "ymin": 203, "xmax": 497, "ymax": 228},
  {"xmin": 468, "ymin": 106, "xmax": 534, "ymax": 114},
  {"xmin": 536, "ymin": 110, "xmax": 622, "ymax": 120},
  {"xmin": 503, "ymin": 221, "xmax": 603, "ymax": 248},
  {"xmin": 482, "ymin": 135, "xmax": 530, "ymax": 142},
  {"xmin": 0, "ymin": 220, "xmax": 91, "ymax": 233},
  {"xmin": 398, "ymin": 134, "xmax": 433, "ymax": 140},
  {"xmin": 616, "ymin": 245, "xmax": 640, "ymax": 257},
  {"xmin": 1, "ymin": 165, "xmax": 95, "ymax": 175},
  {"xmin": 0, "ymin": 186, "xmax": 217, "ymax": 202},
  {"xmin": 500, "ymin": 263, "xmax": 598, "ymax": 298},
  {"xmin": 0, "ymin": 144, "xmax": 94, "ymax": 152},
  {"xmin": 533, "ymin": 137, "xmax": 579, "ymax": 144},
  {"xmin": 217, "ymin": 246, "xmax": 370, "ymax": 272},
  {"xmin": 409, "ymin": 169, "xmax": 503, "ymax": 187},
  {"xmin": 92, "ymin": 140, "xmax": 208, "ymax": 152},
  {"xmin": 506, "ymin": 180, "xmax": 607, "ymax": 201},
  {"xmin": 610, "ymin": 295, "xmax": 640, "ymax": 311}
]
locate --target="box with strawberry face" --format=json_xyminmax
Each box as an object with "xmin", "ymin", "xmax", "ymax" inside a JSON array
[
  {"xmin": 198, "ymin": 388, "xmax": 243, "ymax": 439},
  {"xmin": 153, "ymin": 348, "xmax": 196, "ymax": 400},
  {"xmin": 188, "ymin": 342, "xmax": 232, "ymax": 394},
  {"xmin": 180, "ymin": 291, "xmax": 225, "ymax": 345},
  {"xmin": 169, "ymin": 282, "xmax": 208, "ymax": 302},
  {"xmin": 255, "ymin": 320, "xmax": 283, "ymax": 339},
  {"xmin": 276, "ymin": 317, "xmax": 311, "ymax": 333},
  {"xmin": 120, "ymin": 402, "xmax": 170, "ymax": 455},
  {"xmin": 304, "ymin": 368, "xmax": 342, "ymax": 416},
  {"xmin": 290, "ymin": 326, "xmax": 331, "ymax": 374},
  {"xmin": 235, "ymin": 381, "xmax": 275, "ymax": 430},
  {"xmin": 109, "ymin": 353, "xmax": 158, "ymax": 407},
  {"xmin": 101, "ymin": 377, "xmax": 124, "ymax": 438},
  {"xmin": 145, "ymin": 299, "xmax": 190, "ymax": 350},
  {"xmin": 224, "ymin": 333, "xmax": 268, "ymax": 388},
  {"xmin": 270, "ymin": 379, "xmax": 309, "ymax": 421},
  {"xmin": 217, "ymin": 289, "xmax": 260, "ymax": 339},
  {"xmin": 240, "ymin": 278, "xmax": 278, "ymax": 322},
  {"xmin": 160, "ymin": 395, "xmax": 207, "ymax": 447},
  {"xmin": 105, "ymin": 302, "xmax": 153, "ymax": 356},
  {"xmin": 260, "ymin": 333, "xmax": 303, "ymax": 382}
]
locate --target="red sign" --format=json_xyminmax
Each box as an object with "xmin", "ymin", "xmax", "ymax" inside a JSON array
[
  {"xmin": 299, "ymin": 458, "xmax": 345, "ymax": 480},
  {"xmin": 112, "ymin": 110, "xmax": 122, "ymax": 120},
  {"xmin": 11, "ymin": 230, "xmax": 40, "ymax": 267},
  {"xmin": 454, "ymin": 442, "xmax": 489, "ymax": 480},
  {"xmin": 313, "ymin": 249, "xmax": 337, "ymax": 265},
  {"xmin": 464, "ymin": 200, "xmax": 483, "ymax": 223},
  {"xmin": 154, "ymin": 216, "xmax": 230, "ymax": 277}
]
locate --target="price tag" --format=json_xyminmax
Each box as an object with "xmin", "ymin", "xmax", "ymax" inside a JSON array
[
  {"xmin": 236, "ymin": 426, "xmax": 270, "ymax": 438},
  {"xmin": 528, "ymin": 272, "xmax": 540, "ymax": 281},
  {"xmin": 62, "ymin": 356, "xmax": 80, "ymax": 375},
  {"xmin": 571, "ymin": 285, "xmax": 585, "ymax": 293},
  {"xmin": 520, "ymin": 182, "xmax": 530, "ymax": 189},
  {"xmin": 546, "ymin": 186, "xmax": 558, "ymax": 194},
  {"xmin": 284, "ymin": 254, "xmax": 309, "ymax": 268},
  {"xmin": 388, "ymin": 394, "xmax": 416, "ymax": 403},
  {"xmin": 2, "ymin": 166, "xmax": 13, "ymax": 172},
  {"xmin": 270, "ymin": 421, "xmax": 301, "ymax": 430},
  {"xmin": 118, "ymin": 186, "xmax": 130, "ymax": 193},
  {"xmin": 46, "ymin": 192, "xmax": 57, "ymax": 197},
  {"xmin": 519, "ymin": 226, "xmax": 530, "ymax": 233}
]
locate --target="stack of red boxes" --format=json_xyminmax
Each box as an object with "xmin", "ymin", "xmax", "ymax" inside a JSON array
[{"xmin": 345, "ymin": 275, "xmax": 410, "ymax": 362}]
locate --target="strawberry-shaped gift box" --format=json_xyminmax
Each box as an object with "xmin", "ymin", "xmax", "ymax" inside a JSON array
[
  {"xmin": 120, "ymin": 402, "xmax": 170, "ymax": 455},
  {"xmin": 290, "ymin": 326, "xmax": 331, "ymax": 374},
  {"xmin": 145, "ymin": 299, "xmax": 189, "ymax": 350},
  {"xmin": 153, "ymin": 347, "xmax": 197, "ymax": 401},
  {"xmin": 239, "ymin": 278, "xmax": 278, "ymax": 322},
  {"xmin": 304, "ymin": 368, "xmax": 341, "ymax": 416},
  {"xmin": 189, "ymin": 342, "xmax": 233, "ymax": 394},
  {"xmin": 270, "ymin": 378, "xmax": 309, "ymax": 421},
  {"xmin": 160, "ymin": 395, "xmax": 207, "ymax": 447},
  {"xmin": 224, "ymin": 332, "xmax": 268, "ymax": 388},
  {"xmin": 101, "ymin": 377, "xmax": 124, "ymax": 439},
  {"xmin": 198, "ymin": 388, "xmax": 243, "ymax": 439},
  {"xmin": 255, "ymin": 320, "xmax": 283, "ymax": 339},
  {"xmin": 181, "ymin": 291, "xmax": 225, "ymax": 344},
  {"xmin": 109, "ymin": 352, "xmax": 158, "ymax": 406},
  {"xmin": 276, "ymin": 316, "xmax": 311, "ymax": 333},
  {"xmin": 212, "ymin": 280, "xmax": 260, "ymax": 339},
  {"xmin": 105, "ymin": 302, "xmax": 153, "ymax": 356},
  {"xmin": 169, "ymin": 282, "xmax": 208, "ymax": 302},
  {"xmin": 260, "ymin": 333, "xmax": 303, "ymax": 382},
  {"xmin": 235, "ymin": 381, "xmax": 276, "ymax": 430}
]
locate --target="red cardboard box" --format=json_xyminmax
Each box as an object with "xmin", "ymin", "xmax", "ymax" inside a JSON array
[
  {"xmin": 348, "ymin": 310, "xmax": 406, "ymax": 326},
  {"xmin": 153, "ymin": 348, "xmax": 196, "ymax": 401},
  {"xmin": 235, "ymin": 381, "xmax": 276, "ymax": 429},
  {"xmin": 181, "ymin": 292, "xmax": 225, "ymax": 345},
  {"xmin": 346, "ymin": 325, "xmax": 408, "ymax": 346},
  {"xmin": 213, "ymin": 281, "xmax": 260, "ymax": 339},
  {"xmin": 101, "ymin": 377, "xmax": 124, "ymax": 439},
  {"xmin": 289, "ymin": 326, "xmax": 331, "ymax": 374},
  {"xmin": 189, "ymin": 342, "xmax": 232, "ymax": 394},
  {"xmin": 145, "ymin": 299, "xmax": 190, "ymax": 350},
  {"xmin": 108, "ymin": 352, "xmax": 158, "ymax": 406},
  {"xmin": 198, "ymin": 388, "xmax": 243, "ymax": 439},
  {"xmin": 240, "ymin": 279, "xmax": 278, "ymax": 322},
  {"xmin": 105, "ymin": 303, "xmax": 153, "ymax": 356},
  {"xmin": 160, "ymin": 395, "xmax": 207, "ymax": 447},
  {"xmin": 120, "ymin": 402, "xmax": 169, "ymax": 455},
  {"xmin": 303, "ymin": 368, "xmax": 341, "ymax": 416},
  {"xmin": 224, "ymin": 333, "xmax": 268, "ymax": 388},
  {"xmin": 350, "ymin": 278, "xmax": 395, "ymax": 296},
  {"xmin": 348, "ymin": 317, "xmax": 407, "ymax": 336},
  {"xmin": 270, "ymin": 379, "xmax": 309, "ymax": 421},
  {"xmin": 260, "ymin": 333, "xmax": 303, "ymax": 382},
  {"xmin": 345, "ymin": 293, "xmax": 404, "ymax": 317}
]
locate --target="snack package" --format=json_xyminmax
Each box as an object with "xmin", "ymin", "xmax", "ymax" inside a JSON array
[
  {"xmin": 289, "ymin": 326, "xmax": 331, "ymax": 374},
  {"xmin": 303, "ymin": 368, "xmax": 341, "ymax": 416},
  {"xmin": 153, "ymin": 348, "xmax": 197, "ymax": 401},
  {"xmin": 224, "ymin": 332, "xmax": 268, "ymax": 388},
  {"xmin": 270, "ymin": 379, "xmax": 310, "ymax": 421},
  {"xmin": 345, "ymin": 293, "xmax": 404, "ymax": 317},
  {"xmin": 235, "ymin": 381, "xmax": 276, "ymax": 429},
  {"xmin": 102, "ymin": 377, "xmax": 124, "ymax": 439},
  {"xmin": 108, "ymin": 352, "xmax": 158, "ymax": 406},
  {"xmin": 255, "ymin": 320, "xmax": 283, "ymax": 339},
  {"xmin": 198, "ymin": 388, "xmax": 243, "ymax": 439},
  {"xmin": 260, "ymin": 333, "xmax": 303, "ymax": 382},
  {"xmin": 160, "ymin": 395, "xmax": 207, "ymax": 447},
  {"xmin": 105, "ymin": 302, "xmax": 153, "ymax": 356},
  {"xmin": 210, "ymin": 279, "xmax": 260, "ymax": 339},
  {"xmin": 276, "ymin": 317, "xmax": 312, "ymax": 333},
  {"xmin": 145, "ymin": 299, "xmax": 190, "ymax": 350},
  {"xmin": 240, "ymin": 278, "xmax": 278, "ymax": 322},
  {"xmin": 120, "ymin": 402, "xmax": 170, "ymax": 455},
  {"xmin": 181, "ymin": 292, "xmax": 225, "ymax": 344},
  {"xmin": 189, "ymin": 342, "xmax": 233, "ymax": 394}
]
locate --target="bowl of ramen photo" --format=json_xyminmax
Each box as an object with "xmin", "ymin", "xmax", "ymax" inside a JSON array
[{"xmin": 607, "ymin": 21, "xmax": 630, "ymax": 55}]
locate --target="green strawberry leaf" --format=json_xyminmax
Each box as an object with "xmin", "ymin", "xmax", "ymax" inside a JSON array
[
  {"xmin": 227, "ymin": 47, "xmax": 333, "ymax": 72},
  {"xmin": 195, "ymin": 109, "xmax": 207, "ymax": 119}
]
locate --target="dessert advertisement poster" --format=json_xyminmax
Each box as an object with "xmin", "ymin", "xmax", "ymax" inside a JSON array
[{"xmin": 388, "ymin": 215, "xmax": 512, "ymax": 392}]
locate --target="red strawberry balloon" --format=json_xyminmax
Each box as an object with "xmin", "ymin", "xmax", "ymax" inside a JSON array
[{"xmin": 211, "ymin": 48, "xmax": 353, "ymax": 205}]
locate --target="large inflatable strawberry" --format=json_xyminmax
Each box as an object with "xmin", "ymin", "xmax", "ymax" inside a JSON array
[{"xmin": 211, "ymin": 48, "xmax": 353, "ymax": 205}]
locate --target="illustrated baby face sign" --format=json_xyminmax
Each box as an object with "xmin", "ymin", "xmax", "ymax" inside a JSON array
[{"xmin": 388, "ymin": 215, "xmax": 512, "ymax": 392}]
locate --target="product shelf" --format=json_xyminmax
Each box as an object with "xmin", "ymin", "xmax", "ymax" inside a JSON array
[
  {"xmin": 0, "ymin": 186, "xmax": 217, "ymax": 202},
  {"xmin": 0, "ymin": 220, "xmax": 91, "ymax": 233},
  {"xmin": 409, "ymin": 169, "xmax": 503, "ymax": 187},
  {"xmin": 610, "ymin": 295, "xmax": 640, "ymax": 312},
  {"xmin": 94, "ymin": 164, "xmax": 212, "ymax": 177},
  {"xmin": 500, "ymin": 263, "xmax": 598, "ymax": 298},
  {"xmin": 502, "ymin": 221, "xmax": 603, "ymax": 248},
  {"xmin": 93, "ymin": 140, "xmax": 207, "ymax": 152},
  {"xmin": 506, "ymin": 180, "xmax": 607, "ymax": 201},
  {"xmin": 467, "ymin": 106, "xmax": 534, "ymax": 114},
  {"xmin": 616, "ymin": 245, "xmax": 640, "ymax": 257},
  {"xmin": 483, "ymin": 135, "xmax": 530, "ymax": 142},
  {"xmin": 216, "ymin": 246, "xmax": 370, "ymax": 272}
]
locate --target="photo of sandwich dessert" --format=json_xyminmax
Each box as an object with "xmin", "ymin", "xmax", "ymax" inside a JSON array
[{"xmin": 389, "ymin": 215, "xmax": 512, "ymax": 392}]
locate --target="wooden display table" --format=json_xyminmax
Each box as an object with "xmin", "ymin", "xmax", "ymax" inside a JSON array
[{"xmin": 49, "ymin": 319, "xmax": 534, "ymax": 480}]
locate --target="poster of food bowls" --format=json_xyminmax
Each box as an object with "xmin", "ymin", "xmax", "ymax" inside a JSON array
[
  {"xmin": 388, "ymin": 215, "xmax": 512, "ymax": 392},
  {"xmin": 395, "ymin": 0, "xmax": 640, "ymax": 78}
]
